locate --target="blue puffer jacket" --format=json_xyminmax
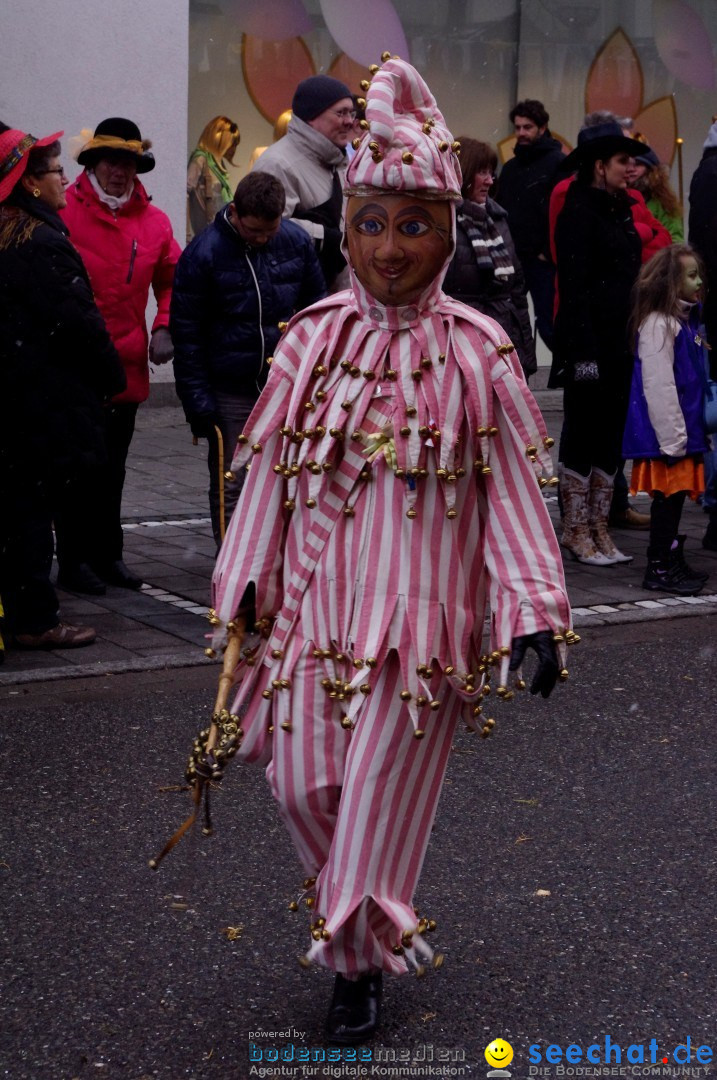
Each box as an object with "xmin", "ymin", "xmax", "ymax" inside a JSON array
[
  {"xmin": 171, "ymin": 208, "xmax": 326, "ymax": 417},
  {"xmin": 622, "ymin": 306, "xmax": 709, "ymax": 460}
]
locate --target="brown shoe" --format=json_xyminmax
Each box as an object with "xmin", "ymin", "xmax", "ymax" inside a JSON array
[
  {"xmin": 15, "ymin": 622, "xmax": 96, "ymax": 649},
  {"xmin": 609, "ymin": 506, "xmax": 651, "ymax": 530}
]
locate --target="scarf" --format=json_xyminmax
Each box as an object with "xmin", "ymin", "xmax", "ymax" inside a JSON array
[
  {"xmin": 189, "ymin": 149, "xmax": 233, "ymax": 204},
  {"xmin": 87, "ymin": 169, "xmax": 135, "ymax": 211},
  {"xmin": 457, "ymin": 201, "xmax": 514, "ymax": 280}
]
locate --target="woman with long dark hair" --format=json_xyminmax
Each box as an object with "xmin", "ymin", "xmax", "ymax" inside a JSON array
[{"xmin": 551, "ymin": 121, "xmax": 646, "ymax": 565}]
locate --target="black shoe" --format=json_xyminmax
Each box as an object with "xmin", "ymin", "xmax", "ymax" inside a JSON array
[
  {"xmin": 326, "ymin": 972, "xmax": 382, "ymax": 1045},
  {"xmin": 96, "ymin": 560, "xmax": 143, "ymax": 590},
  {"xmin": 703, "ymin": 515, "xmax": 717, "ymax": 552},
  {"xmin": 674, "ymin": 535, "xmax": 709, "ymax": 582},
  {"xmin": 642, "ymin": 555, "xmax": 703, "ymax": 596},
  {"xmin": 57, "ymin": 563, "xmax": 106, "ymax": 595}
]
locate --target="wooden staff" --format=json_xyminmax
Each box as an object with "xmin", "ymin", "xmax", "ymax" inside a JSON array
[
  {"xmin": 149, "ymin": 617, "xmax": 245, "ymax": 870},
  {"xmin": 676, "ymin": 136, "xmax": 684, "ymax": 210},
  {"xmin": 214, "ymin": 423, "xmax": 226, "ymax": 542}
]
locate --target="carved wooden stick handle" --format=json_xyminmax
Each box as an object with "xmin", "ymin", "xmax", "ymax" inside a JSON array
[{"xmin": 205, "ymin": 617, "xmax": 246, "ymax": 753}]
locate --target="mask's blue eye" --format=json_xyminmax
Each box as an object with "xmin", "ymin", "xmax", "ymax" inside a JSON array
[
  {"xmin": 355, "ymin": 218, "xmax": 384, "ymax": 236},
  {"xmin": 399, "ymin": 220, "xmax": 430, "ymax": 237}
]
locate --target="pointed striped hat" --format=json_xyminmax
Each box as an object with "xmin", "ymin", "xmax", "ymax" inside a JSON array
[{"xmin": 345, "ymin": 56, "xmax": 462, "ymax": 200}]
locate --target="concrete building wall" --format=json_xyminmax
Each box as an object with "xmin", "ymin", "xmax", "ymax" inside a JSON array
[{"xmin": 0, "ymin": 0, "xmax": 189, "ymax": 393}]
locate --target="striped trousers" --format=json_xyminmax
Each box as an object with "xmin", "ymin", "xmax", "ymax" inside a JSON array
[{"xmin": 265, "ymin": 643, "xmax": 462, "ymax": 977}]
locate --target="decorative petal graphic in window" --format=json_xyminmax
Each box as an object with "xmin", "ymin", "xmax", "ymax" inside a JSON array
[
  {"xmin": 221, "ymin": 0, "xmax": 312, "ymax": 41},
  {"xmin": 653, "ymin": 0, "xmax": 715, "ymax": 91},
  {"xmin": 242, "ymin": 35, "xmax": 316, "ymax": 124},
  {"xmin": 585, "ymin": 28, "xmax": 643, "ymax": 120},
  {"xmin": 318, "ymin": 0, "xmax": 409, "ymax": 66},
  {"xmin": 633, "ymin": 95, "xmax": 679, "ymax": 166},
  {"xmin": 585, "ymin": 26, "xmax": 678, "ymax": 165},
  {"xmin": 328, "ymin": 53, "xmax": 370, "ymax": 95}
]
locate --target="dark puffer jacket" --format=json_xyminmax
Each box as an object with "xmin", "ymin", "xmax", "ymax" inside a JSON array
[
  {"xmin": 171, "ymin": 208, "xmax": 326, "ymax": 419},
  {"xmin": 0, "ymin": 193, "xmax": 125, "ymax": 483},
  {"xmin": 688, "ymin": 146, "xmax": 717, "ymax": 368},
  {"xmin": 494, "ymin": 132, "xmax": 564, "ymax": 260},
  {"xmin": 442, "ymin": 197, "xmax": 537, "ymax": 378}
]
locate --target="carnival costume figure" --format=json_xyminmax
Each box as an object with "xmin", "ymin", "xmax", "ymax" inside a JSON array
[{"xmin": 208, "ymin": 57, "xmax": 573, "ymax": 1043}]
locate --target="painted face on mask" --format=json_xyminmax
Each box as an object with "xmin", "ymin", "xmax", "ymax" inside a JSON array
[
  {"xmin": 346, "ymin": 193, "xmax": 452, "ymax": 307},
  {"xmin": 679, "ymin": 254, "xmax": 702, "ymax": 302}
]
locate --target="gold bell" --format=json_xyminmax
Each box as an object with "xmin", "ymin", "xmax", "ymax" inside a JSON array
[
  {"xmin": 381, "ymin": 50, "xmax": 392, "ymax": 61},
  {"xmin": 402, "ymin": 151, "xmax": 414, "ymax": 164},
  {"xmin": 360, "ymin": 79, "xmax": 370, "ymax": 91},
  {"xmin": 204, "ymin": 647, "xmax": 216, "ymax": 659},
  {"xmin": 558, "ymin": 668, "xmax": 569, "ymax": 682},
  {"xmin": 351, "ymin": 137, "xmax": 361, "ymax": 151},
  {"xmin": 446, "ymin": 508, "xmax": 457, "ymax": 519},
  {"xmin": 406, "ymin": 507, "xmax": 417, "ymax": 519},
  {"xmin": 251, "ymin": 443, "xmax": 262, "ymax": 454},
  {"xmin": 414, "ymin": 730, "xmax": 425, "ymax": 740}
]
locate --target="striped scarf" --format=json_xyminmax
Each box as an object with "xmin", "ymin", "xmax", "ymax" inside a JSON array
[{"xmin": 457, "ymin": 201, "xmax": 514, "ymax": 280}]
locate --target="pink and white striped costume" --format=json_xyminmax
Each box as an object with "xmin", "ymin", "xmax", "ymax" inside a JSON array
[
  {"xmin": 210, "ymin": 57, "xmax": 571, "ymax": 978},
  {"xmin": 211, "ymin": 274, "xmax": 571, "ymax": 975}
]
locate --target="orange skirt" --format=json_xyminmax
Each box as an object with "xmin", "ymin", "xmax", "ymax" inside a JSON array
[{"xmin": 630, "ymin": 455, "xmax": 704, "ymax": 499}]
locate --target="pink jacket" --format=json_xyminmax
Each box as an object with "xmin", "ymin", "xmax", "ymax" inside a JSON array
[{"xmin": 61, "ymin": 171, "xmax": 180, "ymax": 403}]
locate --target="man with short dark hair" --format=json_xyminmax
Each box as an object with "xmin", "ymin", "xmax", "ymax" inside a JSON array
[
  {"xmin": 171, "ymin": 172, "xmax": 326, "ymax": 545},
  {"xmin": 251, "ymin": 74, "xmax": 354, "ymax": 289},
  {"xmin": 495, "ymin": 98, "xmax": 564, "ymax": 351}
]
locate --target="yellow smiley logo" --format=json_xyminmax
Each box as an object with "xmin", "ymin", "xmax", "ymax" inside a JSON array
[{"xmin": 485, "ymin": 1040, "xmax": 514, "ymax": 1069}]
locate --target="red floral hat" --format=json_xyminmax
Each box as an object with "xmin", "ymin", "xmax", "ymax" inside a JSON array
[{"xmin": 0, "ymin": 127, "xmax": 63, "ymax": 204}]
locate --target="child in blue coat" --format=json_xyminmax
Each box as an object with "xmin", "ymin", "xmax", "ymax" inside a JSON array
[{"xmin": 623, "ymin": 245, "xmax": 711, "ymax": 594}]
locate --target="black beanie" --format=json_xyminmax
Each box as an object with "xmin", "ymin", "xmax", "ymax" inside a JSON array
[{"xmin": 292, "ymin": 76, "xmax": 353, "ymax": 123}]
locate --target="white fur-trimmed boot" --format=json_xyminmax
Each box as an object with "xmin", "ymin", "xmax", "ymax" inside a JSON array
[
  {"xmin": 589, "ymin": 468, "xmax": 633, "ymax": 564},
  {"xmin": 559, "ymin": 467, "xmax": 612, "ymax": 565}
]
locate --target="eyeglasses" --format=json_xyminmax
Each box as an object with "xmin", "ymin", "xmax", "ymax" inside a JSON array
[
  {"xmin": 37, "ymin": 166, "xmax": 66, "ymax": 177},
  {"xmin": 333, "ymin": 109, "xmax": 357, "ymax": 120},
  {"xmin": 475, "ymin": 169, "xmax": 496, "ymax": 180}
]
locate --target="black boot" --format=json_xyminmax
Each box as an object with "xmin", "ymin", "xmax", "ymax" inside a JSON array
[
  {"xmin": 326, "ymin": 972, "xmax": 382, "ymax": 1045},
  {"xmin": 703, "ymin": 513, "xmax": 717, "ymax": 552},
  {"xmin": 57, "ymin": 562, "xmax": 106, "ymax": 596},
  {"xmin": 94, "ymin": 560, "xmax": 143, "ymax": 590},
  {"xmin": 642, "ymin": 551, "xmax": 704, "ymax": 596},
  {"xmin": 673, "ymin": 535, "xmax": 709, "ymax": 582}
]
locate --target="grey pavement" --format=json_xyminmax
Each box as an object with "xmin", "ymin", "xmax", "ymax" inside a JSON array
[
  {"xmin": 2, "ymin": 391, "xmax": 717, "ymax": 686},
  {"xmin": 2, "ymin": 620, "xmax": 716, "ymax": 1078}
]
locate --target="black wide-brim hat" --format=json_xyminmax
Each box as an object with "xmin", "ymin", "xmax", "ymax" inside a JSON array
[
  {"xmin": 77, "ymin": 116, "xmax": 155, "ymax": 173},
  {"xmin": 559, "ymin": 122, "xmax": 648, "ymax": 176}
]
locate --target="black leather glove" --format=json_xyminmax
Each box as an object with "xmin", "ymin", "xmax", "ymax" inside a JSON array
[
  {"xmin": 509, "ymin": 630, "xmax": 559, "ymax": 699},
  {"xmin": 189, "ymin": 412, "xmax": 218, "ymax": 439},
  {"xmin": 149, "ymin": 327, "xmax": 174, "ymax": 365}
]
